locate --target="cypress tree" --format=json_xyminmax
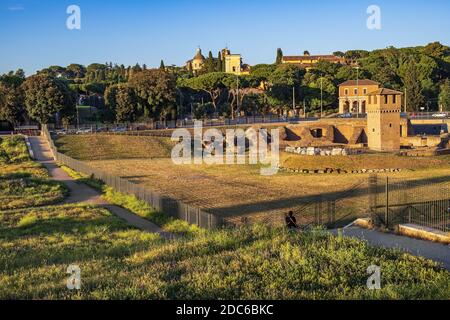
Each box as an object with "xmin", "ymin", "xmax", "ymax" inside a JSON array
[
  {"xmin": 404, "ymin": 59, "xmax": 425, "ymax": 112},
  {"xmin": 217, "ymin": 51, "xmax": 223, "ymax": 72},
  {"xmin": 276, "ymin": 48, "xmax": 283, "ymax": 65}
]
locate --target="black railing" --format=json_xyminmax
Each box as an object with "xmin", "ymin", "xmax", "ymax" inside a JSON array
[{"xmin": 369, "ymin": 175, "xmax": 450, "ymax": 232}]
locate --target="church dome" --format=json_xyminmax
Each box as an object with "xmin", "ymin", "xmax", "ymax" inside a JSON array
[{"xmin": 193, "ymin": 48, "xmax": 205, "ymax": 61}]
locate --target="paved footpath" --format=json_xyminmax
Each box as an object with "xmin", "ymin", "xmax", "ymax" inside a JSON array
[
  {"xmin": 28, "ymin": 136, "xmax": 172, "ymax": 239},
  {"xmin": 333, "ymin": 226, "xmax": 450, "ymax": 270}
]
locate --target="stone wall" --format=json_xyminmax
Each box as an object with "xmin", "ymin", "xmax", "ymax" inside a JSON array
[{"xmin": 285, "ymin": 146, "xmax": 365, "ymax": 156}]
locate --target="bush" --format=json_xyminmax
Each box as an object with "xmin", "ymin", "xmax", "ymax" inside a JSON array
[{"xmin": 0, "ymin": 136, "xmax": 30, "ymax": 164}]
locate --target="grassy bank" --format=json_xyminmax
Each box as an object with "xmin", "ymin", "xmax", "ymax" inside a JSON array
[
  {"xmin": 1, "ymin": 135, "xmax": 448, "ymax": 300},
  {"xmin": 60, "ymin": 165, "xmax": 200, "ymax": 236},
  {"xmin": 0, "ymin": 136, "xmax": 67, "ymax": 209},
  {"xmin": 0, "ymin": 203, "xmax": 449, "ymax": 299}
]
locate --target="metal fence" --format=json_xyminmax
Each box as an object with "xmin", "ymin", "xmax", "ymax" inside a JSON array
[
  {"xmin": 50, "ymin": 115, "xmax": 316, "ymax": 132},
  {"xmin": 42, "ymin": 125, "xmax": 450, "ymax": 232},
  {"xmin": 222, "ymin": 179, "xmax": 371, "ymax": 229},
  {"xmin": 42, "ymin": 125, "xmax": 222, "ymax": 229},
  {"xmin": 369, "ymin": 175, "xmax": 450, "ymax": 232}
]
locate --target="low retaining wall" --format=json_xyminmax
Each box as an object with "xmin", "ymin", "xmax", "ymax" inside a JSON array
[{"xmin": 397, "ymin": 224, "xmax": 450, "ymax": 244}]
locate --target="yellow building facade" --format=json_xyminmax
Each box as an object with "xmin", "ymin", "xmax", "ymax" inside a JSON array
[
  {"xmin": 339, "ymin": 80, "xmax": 380, "ymax": 114},
  {"xmin": 366, "ymin": 88, "xmax": 403, "ymax": 152},
  {"xmin": 282, "ymin": 53, "xmax": 345, "ymax": 71},
  {"xmin": 222, "ymin": 48, "xmax": 250, "ymax": 75}
]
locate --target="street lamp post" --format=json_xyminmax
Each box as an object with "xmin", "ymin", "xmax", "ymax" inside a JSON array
[
  {"xmin": 320, "ymin": 74, "xmax": 324, "ymax": 118},
  {"xmin": 292, "ymin": 86, "xmax": 296, "ymax": 118},
  {"xmin": 76, "ymin": 106, "xmax": 80, "ymax": 130},
  {"xmin": 236, "ymin": 74, "xmax": 240, "ymax": 120},
  {"xmin": 355, "ymin": 66, "xmax": 360, "ymax": 119},
  {"xmin": 303, "ymin": 98, "xmax": 307, "ymax": 119}
]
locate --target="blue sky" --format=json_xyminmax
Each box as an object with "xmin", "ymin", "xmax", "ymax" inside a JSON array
[{"xmin": 1, "ymin": 0, "xmax": 450, "ymax": 75}]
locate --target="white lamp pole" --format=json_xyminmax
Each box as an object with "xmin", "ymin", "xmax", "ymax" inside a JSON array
[
  {"xmin": 320, "ymin": 74, "xmax": 324, "ymax": 118},
  {"xmin": 356, "ymin": 66, "xmax": 360, "ymax": 119}
]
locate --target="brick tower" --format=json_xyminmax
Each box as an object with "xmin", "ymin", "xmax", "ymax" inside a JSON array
[{"xmin": 366, "ymin": 88, "xmax": 403, "ymax": 152}]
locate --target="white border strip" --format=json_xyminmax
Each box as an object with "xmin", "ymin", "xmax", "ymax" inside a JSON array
[{"xmin": 24, "ymin": 136, "xmax": 35, "ymax": 159}]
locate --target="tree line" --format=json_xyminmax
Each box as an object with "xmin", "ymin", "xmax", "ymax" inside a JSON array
[{"xmin": 1, "ymin": 42, "xmax": 450, "ymax": 126}]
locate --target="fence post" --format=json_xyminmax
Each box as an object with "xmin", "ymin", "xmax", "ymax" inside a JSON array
[{"xmin": 385, "ymin": 177, "xmax": 389, "ymax": 228}]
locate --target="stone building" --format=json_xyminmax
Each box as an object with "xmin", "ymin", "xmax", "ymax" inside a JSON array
[
  {"xmin": 186, "ymin": 48, "xmax": 205, "ymax": 74},
  {"xmin": 338, "ymin": 80, "xmax": 380, "ymax": 114},
  {"xmin": 366, "ymin": 88, "xmax": 403, "ymax": 152}
]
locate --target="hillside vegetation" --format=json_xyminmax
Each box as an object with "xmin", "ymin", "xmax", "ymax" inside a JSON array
[{"xmin": 1, "ymin": 205, "xmax": 449, "ymax": 299}]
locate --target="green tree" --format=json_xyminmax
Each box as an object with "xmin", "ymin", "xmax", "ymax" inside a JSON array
[
  {"xmin": 250, "ymin": 64, "xmax": 277, "ymax": 81},
  {"xmin": 222, "ymin": 75, "xmax": 263, "ymax": 118},
  {"xmin": 403, "ymin": 60, "xmax": 425, "ymax": 111},
  {"xmin": 439, "ymin": 79, "xmax": 450, "ymax": 111},
  {"xmin": 104, "ymin": 84, "xmax": 119, "ymax": 111},
  {"xmin": 115, "ymin": 85, "xmax": 138, "ymax": 123},
  {"xmin": 0, "ymin": 69, "xmax": 26, "ymax": 87},
  {"xmin": 267, "ymin": 64, "xmax": 304, "ymax": 111},
  {"xmin": 0, "ymin": 83, "xmax": 24, "ymax": 125},
  {"xmin": 302, "ymin": 73, "xmax": 337, "ymax": 111},
  {"xmin": 160, "ymin": 60, "xmax": 165, "ymax": 70},
  {"xmin": 201, "ymin": 51, "xmax": 217, "ymax": 74},
  {"xmin": 66, "ymin": 64, "xmax": 86, "ymax": 79},
  {"xmin": 129, "ymin": 69, "xmax": 177, "ymax": 120},
  {"xmin": 217, "ymin": 51, "xmax": 223, "ymax": 72},
  {"xmin": 276, "ymin": 48, "xmax": 283, "ymax": 65},
  {"xmin": 180, "ymin": 72, "xmax": 228, "ymax": 111},
  {"xmin": 21, "ymin": 75, "xmax": 76, "ymax": 124},
  {"xmin": 423, "ymin": 42, "xmax": 450, "ymax": 58}
]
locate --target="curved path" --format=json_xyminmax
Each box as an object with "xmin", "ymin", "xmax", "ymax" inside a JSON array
[
  {"xmin": 28, "ymin": 136, "xmax": 172, "ymax": 239},
  {"xmin": 333, "ymin": 227, "xmax": 450, "ymax": 270}
]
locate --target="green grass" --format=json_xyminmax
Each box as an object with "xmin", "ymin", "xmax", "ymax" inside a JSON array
[
  {"xmin": 0, "ymin": 135, "xmax": 30, "ymax": 164},
  {"xmin": 0, "ymin": 204, "xmax": 448, "ymax": 300},
  {"xmin": 0, "ymin": 136, "xmax": 67, "ymax": 209},
  {"xmin": 60, "ymin": 165, "xmax": 200, "ymax": 236},
  {"xmin": 1, "ymin": 135, "xmax": 448, "ymax": 300},
  {"xmin": 0, "ymin": 174, "xmax": 67, "ymax": 210}
]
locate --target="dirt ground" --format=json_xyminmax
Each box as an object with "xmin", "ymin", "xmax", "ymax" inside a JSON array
[
  {"xmin": 57, "ymin": 135, "xmax": 450, "ymax": 225},
  {"xmin": 86, "ymin": 156, "xmax": 450, "ymax": 223}
]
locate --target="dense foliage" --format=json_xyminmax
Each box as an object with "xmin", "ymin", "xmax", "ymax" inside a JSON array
[{"xmin": 1, "ymin": 42, "xmax": 449, "ymax": 125}]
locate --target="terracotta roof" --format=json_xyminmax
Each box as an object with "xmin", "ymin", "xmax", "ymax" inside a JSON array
[
  {"xmin": 367, "ymin": 88, "xmax": 404, "ymax": 95},
  {"xmin": 192, "ymin": 48, "xmax": 205, "ymax": 61},
  {"xmin": 283, "ymin": 55, "xmax": 342, "ymax": 62},
  {"xmin": 339, "ymin": 80, "xmax": 379, "ymax": 86}
]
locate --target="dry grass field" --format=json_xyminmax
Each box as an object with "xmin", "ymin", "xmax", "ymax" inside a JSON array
[
  {"xmin": 85, "ymin": 158, "xmax": 450, "ymax": 220},
  {"xmin": 56, "ymin": 134, "xmax": 450, "ymax": 224},
  {"xmin": 55, "ymin": 134, "xmax": 176, "ymax": 160}
]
